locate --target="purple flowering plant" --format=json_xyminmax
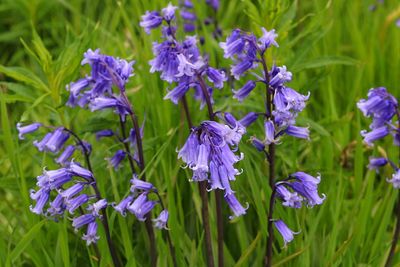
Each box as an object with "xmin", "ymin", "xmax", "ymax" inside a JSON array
[
  {"xmin": 357, "ymin": 87, "xmax": 400, "ymax": 266},
  {"xmin": 220, "ymin": 27, "xmax": 325, "ymax": 265},
  {"xmin": 140, "ymin": 3, "xmax": 249, "ymax": 266},
  {"xmin": 17, "ymin": 49, "xmax": 175, "ymax": 267}
]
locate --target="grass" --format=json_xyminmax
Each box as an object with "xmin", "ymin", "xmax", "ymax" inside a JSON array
[{"xmin": 1, "ymin": 0, "xmax": 400, "ymax": 266}]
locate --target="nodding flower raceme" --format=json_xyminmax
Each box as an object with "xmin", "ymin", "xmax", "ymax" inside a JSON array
[
  {"xmin": 177, "ymin": 117, "xmax": 248, "ymax": 219},
  {"xmin": 113, "ymin": 174, "xmax": 168, "ymax": 228},
  {"xmin": 358, "ymin": 87, "xmax": 400, "ymax": 189},
  {"xmin": 222, "ymin": 27, "xmax": 325, "ymax": 245},
  {"xmin": 140, "ymin": 4, "xmax": 227, "ymax": 109},
  {"xmin": 28, "ymin": 158, "xmax": 107, "ymax": 245},
  {"xmin": 357, "ymin": 87, "xmax": 398, "ymax": 145},
  {"xmin": 220, "ymin": 28, "xmax": 310, "ymax": 151},
  {"xmin": 21, "ymin": 123, "xmax": 108, "ymax": 245}
]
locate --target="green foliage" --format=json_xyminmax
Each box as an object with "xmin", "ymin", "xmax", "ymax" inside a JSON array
[{"xmin": 1, "ymin": 0, "xmax": 400, "ymax": 266}]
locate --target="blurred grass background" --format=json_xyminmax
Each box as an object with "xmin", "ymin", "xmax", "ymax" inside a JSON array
[{"xmin": 1, "ymin": 0, "xmax": 400, "ymax": 266}]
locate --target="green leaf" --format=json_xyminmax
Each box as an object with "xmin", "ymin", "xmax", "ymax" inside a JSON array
[
  {"xmin": 291, "ymin": 56, "xmax": 359, "ymax": 72},
  {"xmin": 0, "ymin": 65, "xmax": 49, "ymax": 92},
  {"xmin": 6, "ymin": 220, "xmax": 46, "ymax": 267}
]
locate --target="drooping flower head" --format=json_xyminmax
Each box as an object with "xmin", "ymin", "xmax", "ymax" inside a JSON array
[
  {"xmin": 141, "ymin": 4, "xmax": 227, "ymax": 109},
  {"xmin": 178, "ymin": 119, "xmax": 247, "ymax": 218},
  {"xmin": 357, "ymin": 87, "xmax": 398, "ymax": 146}
]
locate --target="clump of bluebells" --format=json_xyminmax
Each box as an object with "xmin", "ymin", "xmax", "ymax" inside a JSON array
[
  {"xmin": 18, "ymin": 123, "xmax": 106, "ymax": 245},
  {"xmin": 140, "ymin": 3, "xmax": 249, "ymax": 219},
  {"xmin": 17, "ymin": 49, "xmax": 169, "ymax": 248},
  {"xmin": 357, "ymin": 87, "xmax": 399, "ymax": 187},
  {"xmin": 140, "ymin": 3, "xmax": 227, "ymax": 109},
  {"xmin": 220, "ymin": 28, "xmax": 325, "ymax": 247}
]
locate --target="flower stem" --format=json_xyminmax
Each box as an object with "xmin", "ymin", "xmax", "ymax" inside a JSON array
[
  {"xmin": 64, "ymin": 128, "xmax": 121, "ymax": 267},
  {"xmin": 385, "ymin": 193, "xmax": 400, "ymax": 267},
  {"xmin": 118, "ymin": 116, "xmax": 137, "ymax": 173},
  {"xmin": 121, "ymin": 92, "xmax": 158, "ymax": 267},
  {"xmin": 196, "ymin": 73, "xmax": 225, "ymax": 267},
  {"xmin": 181, "ymin": 95, "xmax": 215, "ymax": 267},
  {"xmin": 260, "ymin": 54, "xmax": 276, "ymax": 267}
]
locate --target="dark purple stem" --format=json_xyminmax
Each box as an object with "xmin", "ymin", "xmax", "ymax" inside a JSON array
[
  {"xmin": 181, "ymin": 96, "xmax": 215, "ymax": 267},
  {"xmin": 120, "ymin": 92, "xmax": 158, "ymax": 267},
  {"xmin": 196, "ymin": 73, "xmax": 224, "ymax": 267},
  {"xmin": 118, "ymin": 116, "xmax": 137, "ymax": 173},
  {"xmin": 260, "ymin": 54, "xmax": 276, "ymax": 267},
  {"xmin": 64, "ymin": 128, "xmax": 121, "ymax": 267}
]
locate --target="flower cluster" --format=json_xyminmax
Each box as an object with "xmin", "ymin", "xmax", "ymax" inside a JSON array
[
  {"xmin": 140, "ymin": 4, "xmax": 227, "ymax": 108},
  {"xmin": 221, "ymin": 29, "xmax": 310, "ymax": 149},
  {"xmin": 66, "ymin": 48, "xmax": 134, "ymax": 118},
  {"xmin": 178, "ymin": 117, "xmax": 248, "ymax": 219},
  {"xmin": 17, "ymin": 124, "xmax": 106, "ymax": 245},
  {"xmin": 276, "ymin": 172, "xmax": 326, "ymax": 208},
  {"xmin": 358, "ymin": 87, "xmax": 400, "ymax": 189},
  {"xmin": 114, "ymin": 175, "xmax": 168, "ymax": 229},
  {"xmin": 357, "ymin": 87, "xmax": 398, "ymax": 146},
  {"xmin": 222, "ymin": 27, "xmax": 324, "ymax": 245}
]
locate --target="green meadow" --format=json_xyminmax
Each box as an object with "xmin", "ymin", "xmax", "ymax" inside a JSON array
[{"xmin": 1, "ymin": 0, "xmax": 400, "ymax": 266}]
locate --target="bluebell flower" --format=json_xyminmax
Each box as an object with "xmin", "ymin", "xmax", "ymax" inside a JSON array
[
  {"xmin": 29, "ymin": 189, "xmax": 50, "ymax": 215},
  {"xmin": 153, "ymin": 209, "xmax": 169, "ymax": 229},
  {"xmin": 130, "ymin": 175, "xmax": 156, "ymax": 193},
  {"xmin": 162, "ymin": 3, "xmax": 178, "ymax": 22},
  {"xmin": 47, "ymin": 194, "xmax": 66, "ymax": 216},
  {"xmin": 164, "ymin": 82, "xmax": 191, "ymax": 104},
  {"xmin": 231, "ymin": 58, "xmax": 255, "ymax": 80},
  {"xmin": 87, "ymin": 199, "xmax": 108, "ymax": 216},
  {"xmin": 205, "ymin": 67, "xmax": 227, "ymax": 89},
  {"xmin": 251, "ymin": 137, "xmax": 265, "ymax": 151},
  {"xmin": 45, "ymin": 128, "xmax": 70, "ymax": 153},
  {"xmin": 82, "ymin": 222, "xmax": 100, "ymax": 246},
  {"xmin": 285, "ymin": 125, "xmax": 310, "ymax": 140},
  {"xmin": 233, "ymin": 80, "xmax": 256, "ymax": 102},
  {"xmin": 66, "ymin": 194, "xmax": 89, "ymax": 214},
  {"xmin": 140, "ymin": 11, "xmax": 163, "ymax": 34},
  {"xmin": 17, "ymin": 122, "xmax": 41, "ymax": 140},
  {"xmin": 357, "ymin": 87, "xmax": 398, "ymax": 129},
  {"xmin": 95, "ymin": 129, "xmax": 114, "ymax": 140},
  {"xmin": 258, "ymin": 28, "xmax": 278, "ymax": 52},
  {"xmin": 107, "ymin": 150, "xmax": 126, "ymax": 169},
  {"xmin": 238, "ymin": 112, "xmax": 260, "ymax": 127},
  {"xmin": 59, "ymin": 183, "xmax": 85, "ymax": 199},
  {"xmin": 360, "ymin": 126, "xmax": 390, "ymax": 146},
  {"xmin": 287, "ymin": 172, "xmax": 326, "ymax": 207},
  {"xmin": 113, "ymin": 195, "xmax": 134, "ymax": 216},
  {"xmin": 368, "ymin": 157, "xmax": 388, "ymax": 171},
  {"xmin": 127, "ymin": 193, "xmax": 157, "ymax": 221},
  {"xmin": 55, "ymin": 145, "xmax": 76, "ymax": 165},
  {"xmin": 387, "ymin": 170, "xmax": 400, "ymax": 188},
  {"xmin": 264, "ymin": 120, "xmax": 278, "ymax": 144},
  {"xmin": 224, "ymin": 193, "xmax": 248, "ymax": 219},
  {"xmin": 69, "ymin": 162, "xmax": 93, "ymax": 180},
  {"xmin": 219, "ymin": 29, "xmax": 245, "ymax": 59},
  {"xmin": 33, "ymin": 132, "xmax": 52, "ymax": 152},
  {"xmin": 273, "ymin": 220, "xmax": 299, "ymax": 247},
  {"xmin": 72, "ymin": 214, "xmax": 96, "ymax": 231},
  {"xmin": 269, "ymin": 66, "xmax": 292, "ymax": 89},
  {"xmin": 275, "ymin": 185, "xmax": 303, "ymax": 208}
]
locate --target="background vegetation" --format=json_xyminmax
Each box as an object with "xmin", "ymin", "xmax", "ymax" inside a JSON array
[{"xmin": 1, "ymin": 0, "xmax": 400, "ymax": 266}]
